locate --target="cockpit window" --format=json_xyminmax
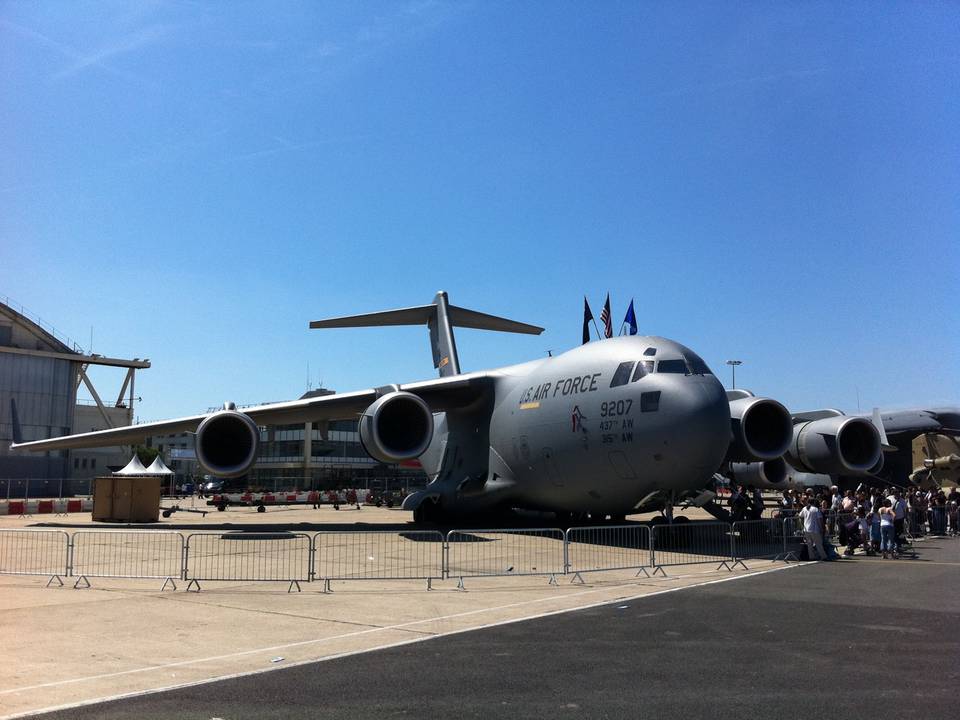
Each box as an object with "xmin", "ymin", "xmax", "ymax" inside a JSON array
[
  {"xmin": 630, "ymin": 361, "xmax": 647, "ymax": 382},
  {"xmin": 642, "ymin": 360, "xmax": 654, "ymax": 374},
  {"xmin": 657, "ymin": 359, "xmax": 687, "ymax": 374},
  {"xmin": 643, "ymin": 347, "xmax": 657, "ymax": 356},
  {"xmin": 610, "ymin": 361, "xmax": 635, "ymax": 388},
  {"xmin": 683, "ymin": 351, "xmax": 712, "ymax": 375}
]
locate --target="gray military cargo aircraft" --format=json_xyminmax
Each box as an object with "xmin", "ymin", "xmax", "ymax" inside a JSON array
[{"xmin": 10, "ymin": 292, "xmax": 886, "ymax": 522}]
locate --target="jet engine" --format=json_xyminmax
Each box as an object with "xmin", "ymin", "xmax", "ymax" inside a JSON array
[
  {"xmin": 195, "ymin": 407, "xmax": 260, "ymax": 478},
  {"xmin": 727, "ymin": 397, "xmax": 793, "ymax": 462},
  {"xmin": 786, "ymin": 416, "xmax": 881, "ymax": 476},
  {"xmin": 729, "ymin": 457, "xmax": 789, "ymax": 489},
  {"xmin": 359, "ymin": 391, "xmax": 434, "ymax": 464}
]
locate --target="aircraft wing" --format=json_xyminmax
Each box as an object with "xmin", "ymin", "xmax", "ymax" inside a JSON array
[
  {"xmin": 10, "ymin": 372, "xmax": 493, "ymax": 453},
  {"xmin": 870, "ymin": 407, "xmax": 960, "ymax": 437}
]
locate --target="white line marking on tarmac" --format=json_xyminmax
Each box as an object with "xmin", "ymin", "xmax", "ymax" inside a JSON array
[{"xmin": 0, "ymin": 563, "xmax": 799, "ymax": 720}]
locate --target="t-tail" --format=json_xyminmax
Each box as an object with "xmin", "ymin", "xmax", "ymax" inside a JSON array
[{"xmin": 309, "ymin": 291, "xmax": 544, "ymax": 377}]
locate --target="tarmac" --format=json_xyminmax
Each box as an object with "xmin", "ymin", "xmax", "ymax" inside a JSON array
[{"xmin": 1, "ymin": 502, "xmax": 957, "ymax": 718}]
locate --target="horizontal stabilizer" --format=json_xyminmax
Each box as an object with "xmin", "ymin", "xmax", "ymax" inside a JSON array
[
  {"xmin": 310, "ymin": 303, "xmax": 543, "ymax": 335},
  {"xmin": 310, "ymin": 291, "xmax": 543, "ymax": 378},
  {"xmin": 310, "ymin": 305, "xmax": 434, "ymax": 329}
]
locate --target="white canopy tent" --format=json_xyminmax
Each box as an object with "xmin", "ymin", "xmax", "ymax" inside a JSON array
[
  {"xmin": 145, "ymin": 456, "xmax": 174, "ymax": 475},
  {"xmin": 113, "ymin": 454, "xmax": 149, "ymax": 476}
]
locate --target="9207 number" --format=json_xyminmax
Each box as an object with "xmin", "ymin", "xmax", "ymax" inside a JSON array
[{"xmin": 600, "ymin": 399, "xmax": 632, "ymax": 417}]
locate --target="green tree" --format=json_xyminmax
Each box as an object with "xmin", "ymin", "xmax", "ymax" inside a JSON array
[{"xmin": 134, "ymin": 445, "xmax": 160, "ymax": 466}]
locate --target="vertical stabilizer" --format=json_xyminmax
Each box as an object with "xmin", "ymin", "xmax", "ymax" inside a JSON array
[
  {"xmin": 429, "ymin": 291, "xmax": 460, "ymax": 377},
  {"xmin": 309, "ymin": 291, "xmax": 544, "ymax": 378}
]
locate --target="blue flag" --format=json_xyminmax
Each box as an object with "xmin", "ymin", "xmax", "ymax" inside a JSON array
[{"xmin": 623, "ymin": 299, "xmax": 638, "ymax": 336}]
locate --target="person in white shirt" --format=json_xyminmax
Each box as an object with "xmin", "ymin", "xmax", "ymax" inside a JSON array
[
  {"xmin": 798, "ymin": 497, "xmax": 827, "ymax": 561},
  {"xmin": 886, "ymin": 489, "xmax": 908, "ymax": 550},
  {"xmin": 879, "ymin": 499, "xmax": 898, "ymax": 559}
]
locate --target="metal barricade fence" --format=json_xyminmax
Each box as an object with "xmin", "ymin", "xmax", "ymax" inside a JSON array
[
  {"xmin": 314, "ymin": 531, "xmax": 445, "ymax": 591},
  {"xmin": 650, "ymin": 522, "xmax": 734, "ymax": 575},
  {"xmin": 927, "ymin": 506, "xmax": 950, "ymax": 536},
  {"xmin": 71, "ymin": 531, "xmax": 184, "ymax": 590},
  {"xmin": 564, "ymin": 525, "xmax": 652, "ymax": 583},
  {"xmin": 907, "ymin": 508, "xmax": 925, "ymax": 537},
  {"xmin": 732, "ymin": 519, "xmax": 795, "ymax": 562},
  {"xmin": 0, "ymin": 529, "xmax": 69, "ymax": 586},
  {"xmin": 184, "ymin": 532, "xmax": 312, "ymax": 592},
  {"xmin": 948, "ymin": 504, "xmax": 960, "ymax": 536},
  {"xmin": 445, "ymin": 528, "xmax": 565, "ymax": 588}
]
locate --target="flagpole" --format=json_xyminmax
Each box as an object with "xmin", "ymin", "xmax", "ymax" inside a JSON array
[{"xmin": 591, "ymin": 317, "xmax": 602, "ymax": 340}]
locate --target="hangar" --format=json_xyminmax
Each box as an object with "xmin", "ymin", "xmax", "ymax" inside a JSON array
[{"xmin": 0, "ymin": 297, "xmax": 149, "ymax": 497}]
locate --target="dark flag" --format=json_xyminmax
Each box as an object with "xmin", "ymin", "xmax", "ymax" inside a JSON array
[
  {"xmin": 582, "ymin": 296, "xmax": 594, "ymax": 344},
  {"xmin": 623, "ymin": 299, "xmax": 638, "ymax": 336},
  {"xmin": 600, "ymin": 293, "xmax": 613, "ymax": 338}
]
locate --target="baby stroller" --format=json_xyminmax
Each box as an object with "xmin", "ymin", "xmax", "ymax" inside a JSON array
[{"xmin": 839, "ymin": 516, "xmax": 864, "ymax": 556}]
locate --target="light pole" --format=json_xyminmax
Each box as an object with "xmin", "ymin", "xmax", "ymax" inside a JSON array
[{"xmin": 726, "ymin": 359, "xmax": 743, "ymax": 389}]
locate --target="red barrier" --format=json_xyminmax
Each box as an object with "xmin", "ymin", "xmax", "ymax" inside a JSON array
[
  {"xmin": 262, "ymin": 494, "xmax": 276, "ymax": 503},
  {"xmin": 8, "ymin": 500, "xmax": 25, "ymax": 515},
  {"xmin": 67, "ymin": 499, "xmax": 83, "ymax": 513},
  {"xmin": 37, "ymin": 500, "xmax": 53, "ymax": 514},
  {"xmin": 286, "ymin": 494, "xmax": 297, "ymax": 502}
]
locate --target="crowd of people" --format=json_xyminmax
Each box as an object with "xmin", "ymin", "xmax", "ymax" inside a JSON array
[{"xmin": 772, "ymin": 484, "xmax": 960, "ymax": 560}]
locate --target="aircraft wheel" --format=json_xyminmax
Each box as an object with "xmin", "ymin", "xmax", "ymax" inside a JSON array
[
  {"xmin": 673, "ymin": 515, "xmax": 690, "ymax": 524},
  {"xmin": 257, "ymin": 504, "xmax": 266, "ymax": 513},
  {"xmin": 161, "ymin": 509, "xmax": 172, "ymax": 518},
  {"xmin": 217, "ymin": 503, "xmax": 226, "ymax": 512},
  {"xmin": 649, "ymin": 515, "xmax": 667, "ymax": 526},
  {"xmin": 413, "ymin": 499, "xmax": 441, "ymax": 524}
]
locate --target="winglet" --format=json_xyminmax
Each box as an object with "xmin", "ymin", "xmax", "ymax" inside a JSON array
[
  {"xmin": 871, "ymin": 407, "xmax": 897, "ymax": 452},
  {"xmin": 10, "ymin": 398, "xmax": 23, "ymax": 446}
]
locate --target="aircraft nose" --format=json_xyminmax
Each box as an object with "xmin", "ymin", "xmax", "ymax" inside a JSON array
[{"xmin": 665, "ymin": 377, "xmax": 731, "ymax": 474}]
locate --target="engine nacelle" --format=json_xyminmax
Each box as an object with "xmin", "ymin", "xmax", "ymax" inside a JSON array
[
  {"xmin": 786, "ymin": 416, "xmax": 881, "ymax": 476},
  {"xmin": 195, "ymin": 408, "xmax": 260, "ymax": 478},
  {"xmin": 727, "ymin": 397, "xmax": 793, "ymax": 462},
  {"xmin": 358, "ymin": 391, "xmax": 434, "ymax": 464},
  {"xmin": 729, "ymin": 458, "xmax": 788, "ymax": 489}
]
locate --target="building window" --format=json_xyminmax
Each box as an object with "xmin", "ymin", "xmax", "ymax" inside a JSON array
[{"xmin": 73, "ymin": 458, "xmax": 79, "ymax": 469}]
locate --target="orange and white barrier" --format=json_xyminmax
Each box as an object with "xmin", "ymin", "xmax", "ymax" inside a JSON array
[{"xmin": 0, "ymin": 498, "xmax": 93, "ymax": 516}]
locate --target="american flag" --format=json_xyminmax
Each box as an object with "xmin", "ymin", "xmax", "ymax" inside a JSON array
[{"xmin": 600, "ymin": 293, "xmax": 612, "ymax": 338}]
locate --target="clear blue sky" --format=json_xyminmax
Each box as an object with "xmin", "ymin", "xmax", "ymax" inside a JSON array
[{"xmin": 2, "ymin": 1, "xmax": 957, "ymax": 422}]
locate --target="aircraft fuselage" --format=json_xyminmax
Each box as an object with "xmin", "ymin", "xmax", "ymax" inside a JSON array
[{"xmin": 419, "ymin": 335, "xmax": 731, "ymax": 516}]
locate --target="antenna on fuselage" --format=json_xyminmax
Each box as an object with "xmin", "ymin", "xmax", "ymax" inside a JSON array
[{"xmin": 308, "ymin": 291, "xmax": 544, "ymax": 378}]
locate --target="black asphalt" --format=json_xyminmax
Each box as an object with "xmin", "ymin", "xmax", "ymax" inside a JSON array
[{"xmin": 38, "ymin": 539, "xmax": 960, "ymax": 720}]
